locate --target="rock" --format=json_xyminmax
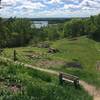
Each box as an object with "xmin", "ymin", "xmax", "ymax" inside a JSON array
[
  {"xmin": 48, "ymin": 48, "xmax": 59, "ymax": 53},
  {"xmin": 64, "ymin": 61, "xmax": 82, "ymax": 68},
  {"xmin": 37, "ymin": 42, "xmax": 50, "ymax": 48}
]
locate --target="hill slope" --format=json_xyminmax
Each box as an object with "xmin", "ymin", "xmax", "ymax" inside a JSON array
[
  {"xmin": 0, "ymin": 60, "xmax": 92, "ymax": 100},
  {"xmin": 1, "ymin": 36, "xmax": 100, "ymax": 88}
]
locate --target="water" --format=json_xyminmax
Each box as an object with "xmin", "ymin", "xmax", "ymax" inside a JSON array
[{"xmin": 32, "ymin": 21, "xmax": 48, "ymax": 28}]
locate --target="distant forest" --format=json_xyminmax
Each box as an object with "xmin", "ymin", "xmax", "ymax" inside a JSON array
[{"xmin": 0, "ymin": 14, "xmax": 100, "ymax": 48}]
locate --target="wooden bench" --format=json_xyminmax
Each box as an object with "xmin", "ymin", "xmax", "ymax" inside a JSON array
[{"xmin": 59, "ymin": 72, "xmax": 79, "ymax": 88}]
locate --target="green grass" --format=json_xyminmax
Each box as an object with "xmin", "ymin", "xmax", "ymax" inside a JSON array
[
  {"xmin": 1, "ymin": 36, "xmax": 100, "ymax": 87},
  {"xmin": 50, "ymin": 36, "xmax": 100, "ymax": 87},
  {"xmin": 0, "ymin": 60, "xmax": 92, "ymax": 100}
]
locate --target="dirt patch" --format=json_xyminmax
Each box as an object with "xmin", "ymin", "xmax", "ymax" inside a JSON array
[
  {"xmin": 8, "ymin": 84, "xmax": 22, "ymax": 93},
  {"xmin": 23, "ymin": 50, "xmax": 34, "ymax": 53},
  {"xmin": 0, "ymin": 76, "xmax": 22, "ymax": 93},
  {"xmin": 25, "ymin": 52, "xmax": 45, "ymax": 59},
  {"xmin": 34, "ymin": 60, "xmax": 65, "ymax": 68}
]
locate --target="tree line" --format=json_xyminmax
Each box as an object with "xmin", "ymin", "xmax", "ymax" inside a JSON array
[
  {"xmin": 0, "ymin": 18, "xmax": 34, "ymax": 47},
  {"xmin": 43, "ymin": 14, "xmax": 100, "ymax": 41},
  {"xmin": 0, "ymin": 14, "xmax": 100, "ymax": 48},
  {"xmin": 63, "ymin": 14, "xmax": 100, "ymax": 40}
]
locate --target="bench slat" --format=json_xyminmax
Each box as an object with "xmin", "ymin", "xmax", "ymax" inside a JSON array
[
  {"xmin": 62, "ymin": 74, "xmax": 78, "ymax": 81},
  {"xmin": 61, "ymin": 73, "xmax": 79, "ymax": 79},
  {"xmin": 62, "ymin": 78, "xmax": 74, "ymax": 83}
]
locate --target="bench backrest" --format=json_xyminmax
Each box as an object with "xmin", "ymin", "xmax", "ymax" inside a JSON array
[{"xmin": 60, "ymin": 72, "xmax": 79, "ymax": 81}]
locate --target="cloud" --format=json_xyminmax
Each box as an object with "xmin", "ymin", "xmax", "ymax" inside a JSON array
[
  {"xmin": 63, "ymin": 0, "xmax": 100, "ymax": 10},
  {"xmin": 0, "ymin": 0, "xmax": 100, "ymax": 18},
  {"xmin": 80, "ymin": 0, "xmax": 100, "ymax": 9},
  {"xmin": 1, "ymin": 0, "xmax": 16, "ymax": 6},
  {"xmin": 20, "ymin": 1, "xmax": 46, "ymax": 10},
  {"xmin": 47, "ymin": 0, "xmax": 60, "ymax": 3}
]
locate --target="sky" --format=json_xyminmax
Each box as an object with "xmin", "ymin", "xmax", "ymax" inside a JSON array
[{"xmin": 0, "ymin": 0, "xmax": 100, "ymax": 18}]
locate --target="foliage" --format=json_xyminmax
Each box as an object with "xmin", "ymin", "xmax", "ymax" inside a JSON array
[
  {"xmin": 0, "ymin": 18, "xmax": 34, "ymax": 47},
  {"xmin": 0, "ymin": 14, "xmax": 100, "ymax": 48},
  {"xmin": 63, "ymin": 14, "xmax": 100, "ymax": 41},
  {"xmin": 0, "ymin": 60, "xmax": 92, "ymax": 100},
  {"xmin": 64, "ymin": 19, "xmax": 85, "ymax": 37}
]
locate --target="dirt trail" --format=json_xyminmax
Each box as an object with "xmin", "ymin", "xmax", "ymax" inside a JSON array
[
  {"xmin": 0, "ymin": 56, "xmax": 100, "ymax": 100},
  {"xmin": 80, "ymin": 81, "xmax": 100, "ymax": 100}
]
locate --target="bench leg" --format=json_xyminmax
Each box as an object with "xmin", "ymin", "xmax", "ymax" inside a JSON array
[
  {"xmin": 59, "ymin": 73, "xmax": 63, "ymax": 85},
  {"xmin": 74, "ymin": 80, "xmax": 79, "ymax": 89}
]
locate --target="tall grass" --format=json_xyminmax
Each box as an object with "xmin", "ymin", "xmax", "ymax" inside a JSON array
[{"xmin": 0, "ymin": 60, "xmax": 92, "ymax": 100}]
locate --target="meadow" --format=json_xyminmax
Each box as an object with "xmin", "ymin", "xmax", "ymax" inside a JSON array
[{"xmin": 1, "ymin": 36, "xmax": 100, "ymax": 88}]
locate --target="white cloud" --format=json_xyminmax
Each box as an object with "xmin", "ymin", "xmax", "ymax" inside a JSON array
[
  {"xmin": 0, "ymin": 0, "xmax": 100, "ymax": 17},
  {"xmin": 20, "ymin": 1, "xmax": 46, "ymax": 10},
  {"xmin": 63, "ymin": 4, "xmax": 79, "ymax": 9},
  {"xmin": 0, "ymin": 0, "xmax": 47, "ymax": 17},
  {"xmin": 44, "ymin": 0, "xmax": 61, "ymax": 4},
  {"xmin": 1, "ymin": 0, "xmax": 16, "ymax": 6},
  {"xmin": 47, "ymin": 0, "xmax": 61, "ymax": 3},
  {"xmin": 63, "ymin": 0, "xmax": 100, "ymax": 10}
]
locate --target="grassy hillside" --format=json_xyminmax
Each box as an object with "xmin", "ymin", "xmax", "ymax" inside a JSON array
[
  {"xmin": 1, "ymin": 36, "xmax": 100, "ymax": 87},
  {"xmin": 0, "ymin": 60, "xmax": 92, "ymax": 100},
  {"xmin": 51, "ymin": 36, "xmax": 100, "ymax": 87}
]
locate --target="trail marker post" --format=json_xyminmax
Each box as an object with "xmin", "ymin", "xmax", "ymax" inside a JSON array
[
  {"xmin": 14, "ymin": 50, "xmax": 17, "ymax": 61},
  {"xmin": 96, "ymin": 61, "xmax": 100, "ymax": 71}
]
